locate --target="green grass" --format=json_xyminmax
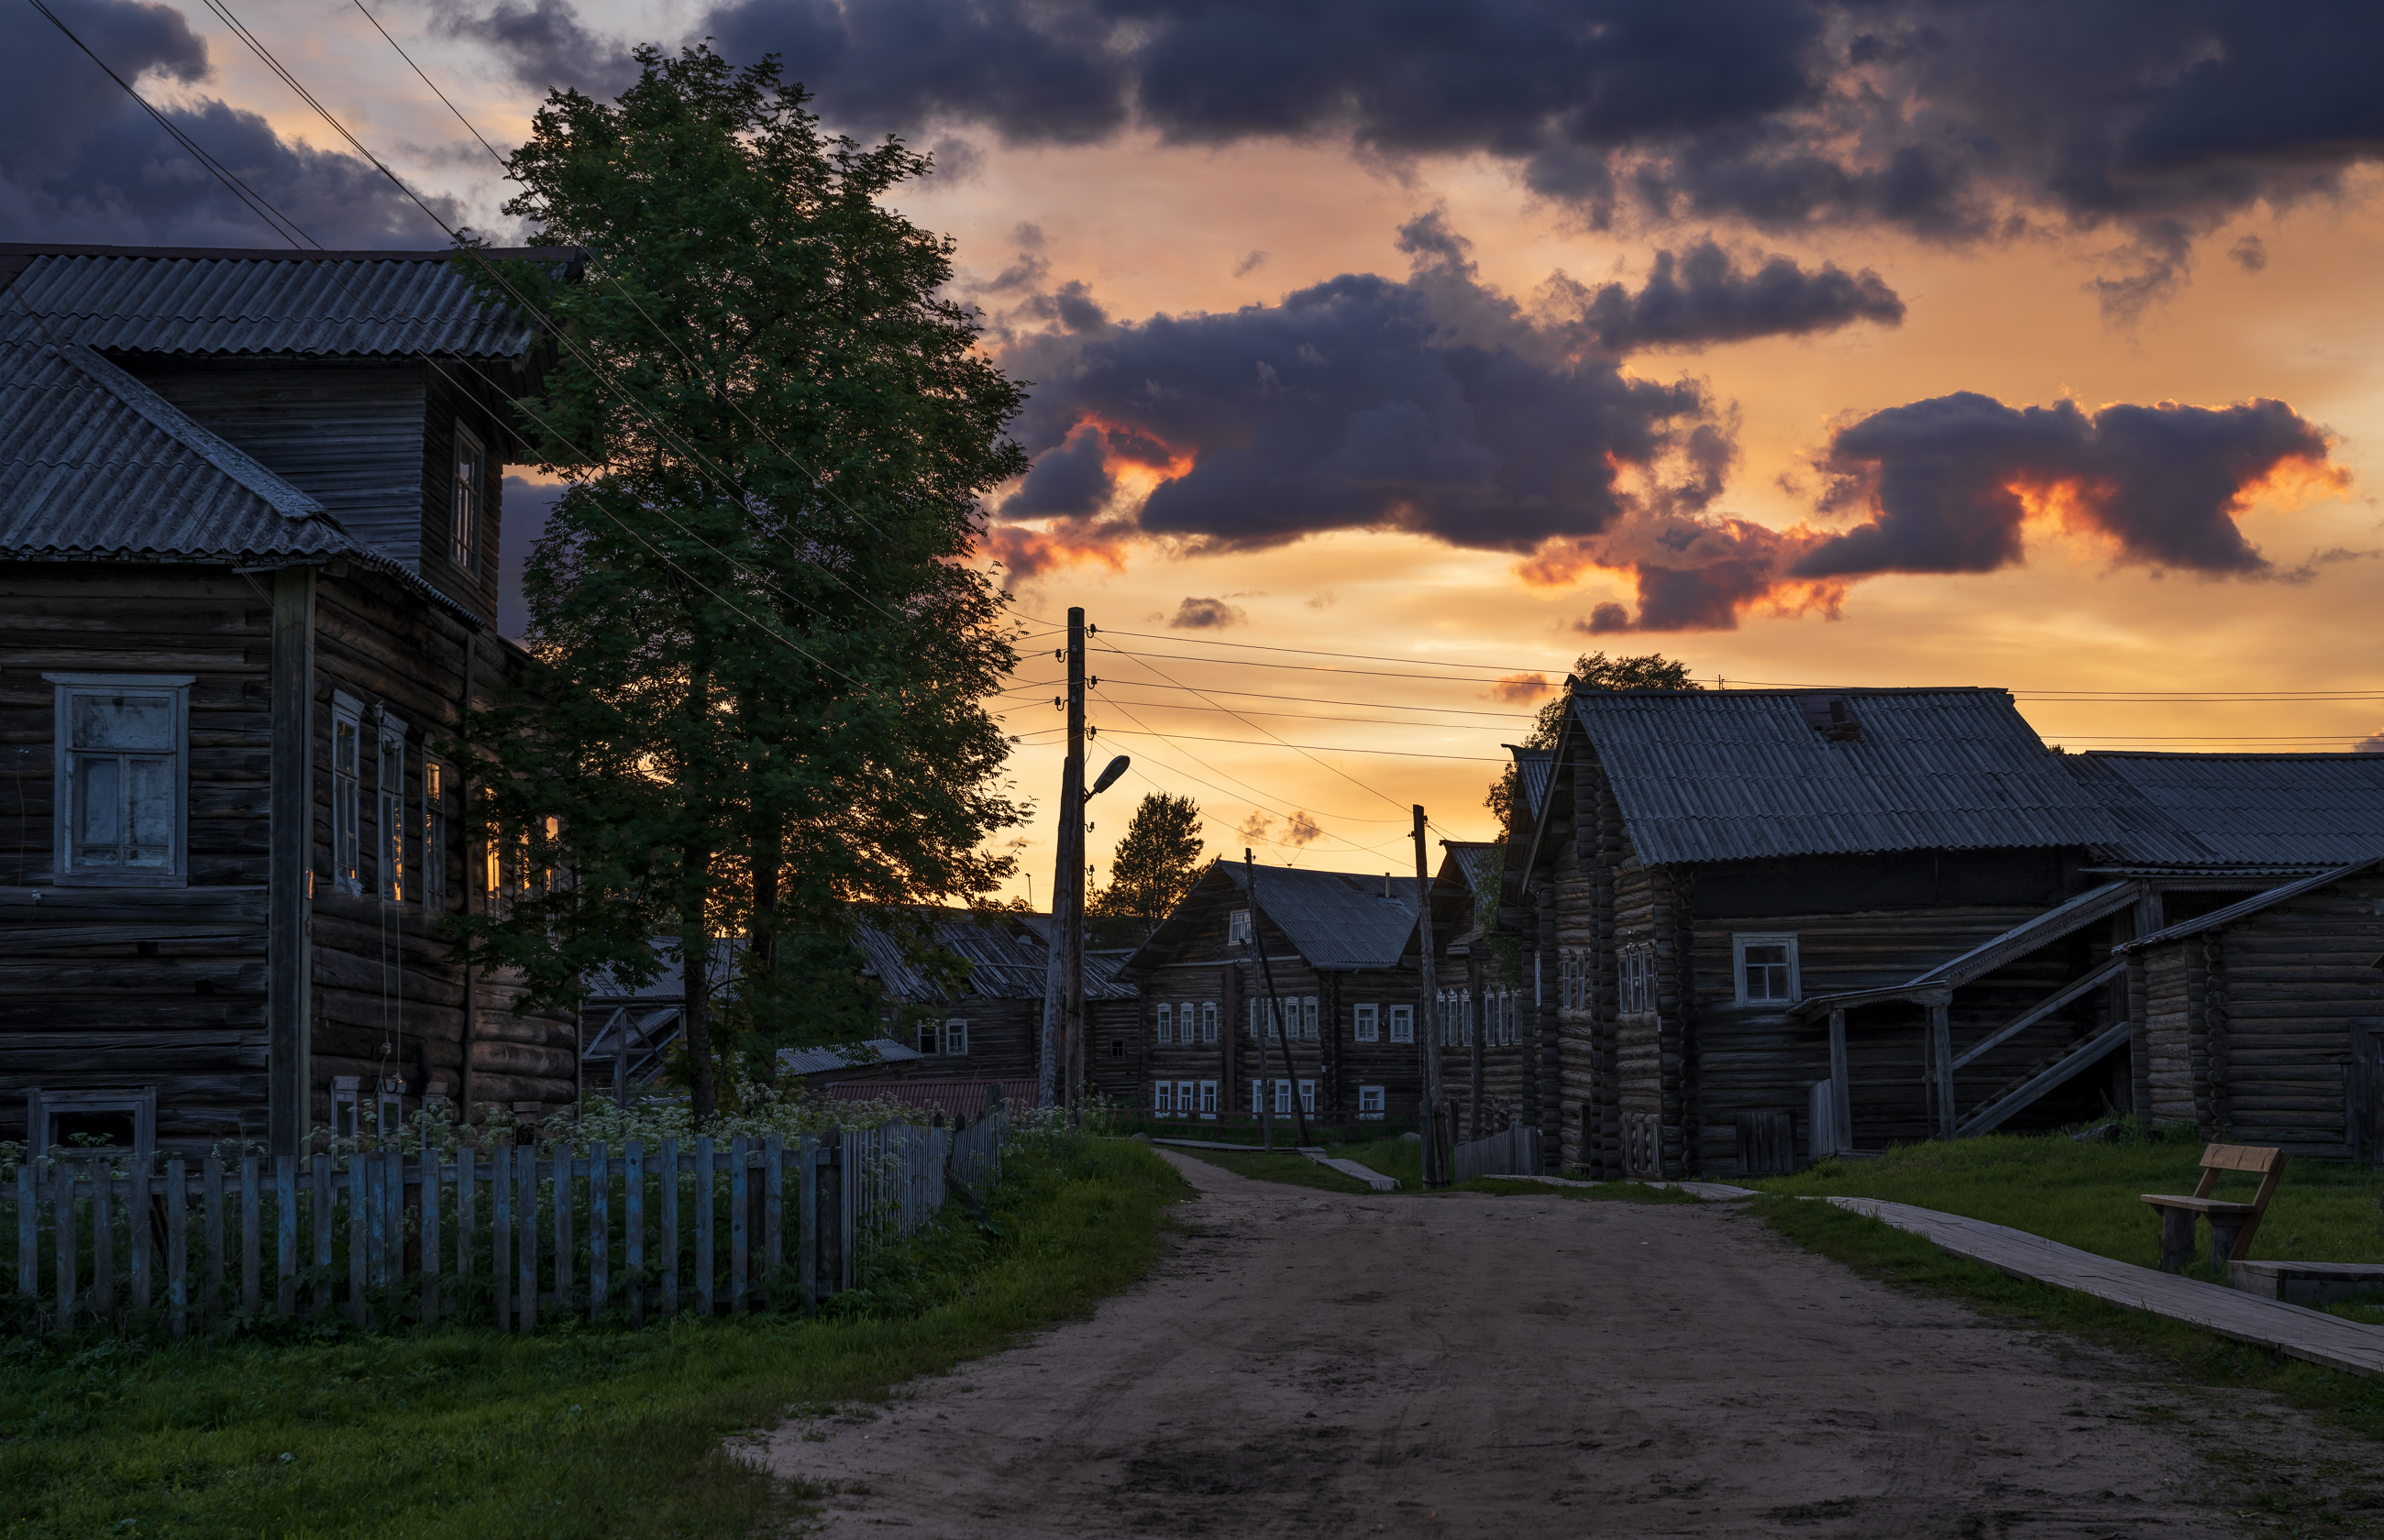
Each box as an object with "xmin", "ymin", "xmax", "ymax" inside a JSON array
[
  {"xmin": 0, "ymin": 1135, "xmax": 1190, "ymax": 1540},
  {"xmin": 1749, "ymin": 1125, "xmax": 2384, "ymax": 1291}
]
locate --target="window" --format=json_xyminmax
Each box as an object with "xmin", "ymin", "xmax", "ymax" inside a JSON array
[
  {"xmin": 1734, "ymin": 933, "xmax": 1800, "ymax": 1005},
  {"xmin": 1176, "ymin": 1080, "xmax": 1195, "ymax": 1116},
  {"xmin": 26, "ymin": 1086, "xmax": 156, "ymax": 1162},
  {"xmin": 332, "ymin": 1076, "xmax": 362, "ymax": 1138},
  {"xmin": 1274, "ymin": 1079, "xmax": 1293, "ymax": 1116},
  {"xmin": 1297, "ymin": 1079, "xmax": 1315, "ymax": 1113},
  {"xmin": 1200, "ymin": 1002, "xmax": 1218, "ymax": 1043},
  {"xmin": 451, "ymin": 422, "xmax": 484, "ymax": 568},
  {"xmin": 48, "ymin": 674, "xmax": 191, "ymax": 885},
  {"xmin": 1155, "ymin": 1002, "xmax": 1174, "ymax": 1044},
  {"xmin": 332, "ymin": 693, "xmax": 364, "ymax": 895},
  {"xmin": 1358, "ymin": 1085, "xmax": 1385, "ymax": 1120},
  {"xmin": 1353, "ymin": 1003, "xmax": 1379, "ymax": 1043},
  {"xmin": 1111, "ymin": 1038, "xmax": 1125, "ymax": 1059},
  {"xmin": 1461, "ymin": 990, "xmax": 1473, "ymax": 1048},
  {"xmin": 1155, "ymin": 1080, "xmax": 1175, "ymax": 1116},
  {"xmin": 917, "ymin": 1021, "xmax": 940, "ymax": 1056},
  {"xmin": 1198, "ymin": 1081, "xmax": 1218, "ymax": 1116},
  {"xmin": 944, "ymin": 1019, "xmax": 969, "ymax": 1055},
  {"xmin": 422, "ymin": 762, "xmax": 447, "ymax": 913},
  {"xmin": 1620, "ymin": 944, "xmax": 1657, "ymax": 1015},
  {"xmin": 1228, "ymin": 908, "xmax": 1252, "ymax": 946},
  {"xmin": 1251, "ymin": 1080, "xmax": 1265, "ymax": 1115},
  {"xmin": 1298, "ymin": 996, "xmax": 1316, "ymax": 1041},
  {"xmin": 1389, "ymin": 1004, "xmax": 1414, "ymax": 1043},
  {"xmin": 377, "ymin": 714, "xmax": 407, "ymax": 903}
]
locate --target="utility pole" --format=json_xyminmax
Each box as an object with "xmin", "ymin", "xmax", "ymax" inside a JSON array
[
  {"xmin": 1412, "ymin": 805, "xmax": 1447, "ymax": 1186},
  {"xmin": 1039, "ymin": 607, "xmax": 1087, "ymax": 1111},
  {"xmin": 1246, "ymin": 850, "xmax": 1310, "ymax": 1147}
]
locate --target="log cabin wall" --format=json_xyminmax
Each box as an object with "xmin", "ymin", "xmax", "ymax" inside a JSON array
[
  {"xmin": 2142, "ymin": 946, "xmax": 2198, "ymax": 1127},
  {"xmin": 0, "ymin": 564, "xmax": 275, "ymax": 1150},
  {"xmin": 880, "ymin": 994, "xmax": 1038, "ymax": 1082}
]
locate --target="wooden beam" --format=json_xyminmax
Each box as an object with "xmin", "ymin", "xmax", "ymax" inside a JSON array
[
  {"xmin": 266, "ymin": 565, "xmax": 315, "ymax": 1159},
  {"xmin": 1827, "ymin": 1007, "xmax": 1850, "ymax": 1153},
  {"xmin": 1929, "ymin": 1003, "xmax": 1954, "ymax": 1139},
  {"xmin": 1949, "ymin": 957, "xmax": 2127, "ymax": 1072},
  {"xmin": 1959, "ymin": 1021, "xmax": 2133, "ymax": 1138}
]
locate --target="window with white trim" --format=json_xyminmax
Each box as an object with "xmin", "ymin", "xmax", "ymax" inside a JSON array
[
  {"xmin": 1175, "ymin": 1079, "xmax": 1195, "ymax": 1116},
  {"xmin": 1154, "ymin": 1080, "xmax": 1175, "ymax": 1116},
  {"xmin": 1155, "ymin": 1002, "xmax": 1174, "ymax": 1044},
  {"xmin": 422, "ymin": 761, "xmax": 447, "ymax": 913},
  {"xmin": 1200, "ymin": 1001, "xmax": 1218, "ymax": 1043},
  {"xmin": 1228, "ymin": 908, "xmax": 1252, "ymax": 945},
  {"xmin": 1353, "ymin": 1002, "xmax": 1379, "ymax": 1042},
  {"xmin": 1619, "ymin": 943, "xmax": 1657, "ymax": 1015},
  {"xmin": 917, "ymin": 1020, "xmax": 941, "ymax": 1056},
  {"xmin": 1389, "ymin": 1004, "xmax": 1414, "ymax": 1043},
  {"xmin": 48, "ymin": 673, "xmax": 191, "ymax": 885},
  {"xmin": 1274, "ymin": 1078, "xmax": 1294, "ymax": 1116},
  {"xmin": 333, "ymin": 693, "xmax": 364, "ymax": 895},
  {"xmin": 1734, "ymin": 933, "xmax": 1800, "ymax": 1005},
  {"xmin": 452, "ymin": 421, "xmax": 484, "ymax": 568},
  {"xmin": 1358, "ymin": 1084, "xmax": 1385, "ymax": 1119},
  {"xmin": 1198, "ymin": 1080, "xmax": 1218, "ymax": 1116},
  {"xmin": 944, "ymin": 1018, "xmax": 969, "ymax": 1055},
  {"xmin": 377, "ymin": 713, "xmax": 407, "ymax": 903},
  {"xmin": 1302, "ymin": 996, "xmax": 1319, "ymax": 1041},
  {"xmin": 1250, "ymin": 1080, "xmax": 1265, "ymax": 1115},
  {"xmin": 1297, "ymin": 1078, "xmax": 1315, "ymax": 1114}
]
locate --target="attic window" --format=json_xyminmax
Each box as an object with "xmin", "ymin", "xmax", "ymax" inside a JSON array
[{"xmin": 1798, "ymin": 694, "xmax": 1862, "ymax": 743}]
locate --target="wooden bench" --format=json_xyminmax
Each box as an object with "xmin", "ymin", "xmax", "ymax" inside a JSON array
[{"xmin": 2141, "ymin": 1143, "xmax": 2286, "ymax": 1272}]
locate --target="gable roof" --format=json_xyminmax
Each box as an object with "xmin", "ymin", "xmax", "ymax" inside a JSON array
[
  {"xmin": 1509, "ymin": 745, "xmax": 1555, "ymax": 822},
  {"xmin": 1227, "ymin": 862, "xmax": 1422, "ymax": 970},
  {"xmin": 1563, "ymin": 688, "xmax": 2118, "ymax": 867},
  {"xmin": 0, "ymin": 245, "xmax": 560, "ymax": 359},
  {"xmin": 852, "ymin": 908, "xmax": 1136, "ymax": 1004},
  {"xmin": 2068, "ymin": 753, "xmax": 2384, "ymax": 871},
  {"xmin": 2119, "ymin": 852, "xmax": 2384, "ymax": 952}
]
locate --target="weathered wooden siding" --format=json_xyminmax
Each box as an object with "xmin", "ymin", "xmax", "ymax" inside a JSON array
[
  {"xmin": 2143, "ymin": 945, "xmax": 2198, "ymax": 1127},
  {"xmin": 0, "ymin": 566, "xmax": 275, "ymax": 1147}
]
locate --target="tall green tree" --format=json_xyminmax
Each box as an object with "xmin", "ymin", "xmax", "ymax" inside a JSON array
[
  {"xmin": 1483, "ymin": 652, "xmax": 1699, "ymax": 837},
  {"xmin": 1088, "ymin": 793, "xmax": 1206, "ymax": 944},
  {"xmin": 457, "ymin": 45, "xmax": 1029, "ymax": 1118}
]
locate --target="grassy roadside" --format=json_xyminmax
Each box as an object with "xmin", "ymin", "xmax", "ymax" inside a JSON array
[{"xmin": 0, "ymin": 1135, "xmax": 1189, "ymax": 1540}]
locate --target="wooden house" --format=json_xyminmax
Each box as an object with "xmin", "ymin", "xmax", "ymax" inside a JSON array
[
  {"xmin": 0, "ymin": 243, "xmax": 578, "ymax": 1159},
  {"xmin": 1507, "ymin": 686, "xmax": 2384, "ymax": 1179},
  {"xmin": 853, "ymin": 908, "xmax": 1138, "ymax": 1088},
  {"xmin": 1120, "ymin": 860, "xmax": 1427, "ymax": 1126},
  {"xmin": 1429, "ymin": 841, "xmax": 1536, "ymax": 1141}
]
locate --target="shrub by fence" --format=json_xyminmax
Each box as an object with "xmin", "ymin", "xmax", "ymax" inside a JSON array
[{"xmin": 7, "ymin": 1113, "xmax": 1006, "ymax": 1338}]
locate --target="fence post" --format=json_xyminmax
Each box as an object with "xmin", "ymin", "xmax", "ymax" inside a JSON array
[
  {"xmin": 273, "ymin": 1154, "xmax": 295, "ymax": 1318},
  {"xmin": 812, "ymin": 1137, "xmax": 838, "ymax": 1303},
  {"xmin": 491, "ymin": 1144, "xmax": 512, "ymax": 1333},
  {"xmin": 165, "ymin": 1157, "xmax": 187, "ymax": 1338},
  {"xmin": 797, "ymin": 1135, "xmax": 817, "ymax": 1315},
  {"xmin": 693, "ymin": 1136, "xmax": 715, "ymax": 1318},
  {"xmin": 552, "ymin": 1144, "xmax": 573, "ymax": 1317},
  {"xmin": 91, "ymin": 1158, "xmax": 116, "ymax": 1325},
  {"xmin": 729, "ymin": 1135, "xmax": 749, "ymax": 1314},
  {"xmin": 310, "ymin": 1153, "xmax": 332, "ymax": 1321},
  {"xmin": 421, "ymin": 1149, "xmax": 441, "ymax": 1331},
  {"xmin": 659, "ymin": 1138, "xmax": 679, "ymax": 1319},
  {"xmin": 589, "ymin": 1143, "xmax": 609, "ymax": 1322},
  {"xmin": 516, "ymin": 1145, "xmax": 539, "ymax": 1333},
  {"xmin": 454, "ymin": 1144, "xmax": 474, "ymax": 1316},
  {"xmin": 624, "ymin": 1142, "xmax": 644, "ymax": 1327},
  {"xmin": 843, "ymin": 1131, "xmax": 858, "ymax": 1292},
  {"xmin": 346, "ymin": 1154, "xmax": 367, "ymax": 1326},
  {"xmin": 52, "ymin": 1160, "xmax": 75, "ymax": 1329},
  {"xmin": 16, "ymin": 1162, "xmax": 34, "ymax": 1307},
  {"xmin": 202, "ymin": 1157, "xmax": 226, "ymax": 1329},
  {"xmin": 238, "ymin": 1156, "xmax": 261, "ymax": 1318},
  {"xmin": 130, "ymin": 1156, "xmax": 153, "ymax": 1317},
  {"xmin": 763, "ymin": 1138, "xmax": 782, "ymax": 1313}
]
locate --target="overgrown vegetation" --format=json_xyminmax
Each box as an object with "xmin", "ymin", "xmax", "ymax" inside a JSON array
[{"xmin": 0, "ymin": 1134, "xmax": 1187, "ymax": 1540}]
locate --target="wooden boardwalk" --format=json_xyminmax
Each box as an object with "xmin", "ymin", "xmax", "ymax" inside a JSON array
[{"xmin": 1826, "ymin": 1195, "xmax": 2384, "ymax": 1379}]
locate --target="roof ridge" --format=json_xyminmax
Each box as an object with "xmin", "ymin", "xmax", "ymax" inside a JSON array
[{"xmin": 48, "ymin": 340, "xmax": 325, "ymax": 521}]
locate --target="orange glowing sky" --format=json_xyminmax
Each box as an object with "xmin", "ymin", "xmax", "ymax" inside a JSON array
[{"xmin": 124, "ymin": 4, "xmax": 2384, "ymax": 898}]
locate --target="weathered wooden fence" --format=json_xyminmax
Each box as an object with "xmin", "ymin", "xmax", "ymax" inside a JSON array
[
  {"xmin": 7, "ymin": 1113, "xmax": 1007, "ymax": 1338},
  {"xmin": 1452, "ymin": 1123, "xmax": 1542, "ymax": 1183}
]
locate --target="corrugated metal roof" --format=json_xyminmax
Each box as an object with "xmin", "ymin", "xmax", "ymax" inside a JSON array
[
  {"xmin": 777, "ymin": 1039, "xmax": 923, "ymax": 1075},
  {"xmin": 1511, "ymin": 746, "xmax": 1555, "ymax": 821},
  {"xmin": 1571, "ymin": 688, "xmax": 2119, "ymax": 866},
  {"xmin": 0, "ymin": 322, "xmax": 359, "ymax": 562},
  {"xmin": 1230, "ymin": 864, "xmax": 1422, "ymax": 970},
  {"xmin": 853, "ymin": 908, "xmax": 1137, "ymax": 1004},
  {"xmin": 1442, "ymin": 841, "xmax": 1501, "ymax": 895},
  {"xmin": 0, "ymin": 246, "xmax": 556, "ymax": 358},
  {"xmin": 2068, "ymin": 753, "xmax": 2384, "ymax": 869},
  {"xmin": 2121, "ymin": 852, "xmax": 2384, "ymax": 952},
  {"xmin": 820, "ymin": 1078, "xmax": 1035, "ymax": 1121}
]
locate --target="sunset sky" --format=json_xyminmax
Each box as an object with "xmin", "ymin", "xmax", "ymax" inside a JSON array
[{"xmin": 8, "ymin": 0, "xmax": 2380, "ymax": 900}]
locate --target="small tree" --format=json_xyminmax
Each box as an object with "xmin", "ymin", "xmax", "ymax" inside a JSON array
[
  {"xmin": 1088, "ymin": 793, "xmax": 1206, "ymax": 944},
  {"xmin": 1484, "ymin": 652, "xmax": 1699, "ymax": 837}
]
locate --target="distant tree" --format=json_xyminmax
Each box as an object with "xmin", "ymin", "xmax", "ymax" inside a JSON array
[
  {"xmin": 1483, "ymin": 652, "xmax": 1699, "ymax": 837},
  {"xmin": 1088, "ymin": 793, "xmax": 1207, "ymax": 944}
]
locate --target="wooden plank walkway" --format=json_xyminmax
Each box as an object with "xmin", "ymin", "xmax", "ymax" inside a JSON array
[
  {"xmin": 1297, "ymin": 1150, "xmax": 1400, "ymax": 1191},
  {"xmin": 1826, "ymin": 1196, "xmax": 2384, "ymax": 1380}
]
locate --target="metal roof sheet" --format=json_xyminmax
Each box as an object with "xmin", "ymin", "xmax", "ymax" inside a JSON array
[
  {"xmin": 852, "ymin": 908, "xmax": 1137, "ymax": 1004},
  {"xmin": 777, "ymin": 1039, "xmax": 924, "ymax": 1076},
  {"xmin": 2121, "ymin": 852, "xmax": 2384, "ymax": 952},
  {"xmin": 1511, "ymin": 746, "xmax": 1555, "ymax": 821},
  {"xmin": 1570, "ymin": 688, "xmax": 2119, "ymax": 866},
  {"xmin": 1229, "ymin": 863, "xmax": 1422, "ymax": 970},
  {"xmin": 0, "ymin": 246, "xmax": 555, "ymax": 358},
  {"xmin": 0, "ymin": 321, "xmax": 357, "ymax": 563},
  {"xmin": 2068, "ymin": 753, "xmax": 2384, "ymax": 869}
]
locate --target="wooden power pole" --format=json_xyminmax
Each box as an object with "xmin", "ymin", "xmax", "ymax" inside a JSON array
[
  {"xmin": 1246, "ymin": 849, "xmax": 1310, "ymax": 1147},
  {"xmin": 1412, "ymin": 805, "xmax": 1447, "ymax": 1185},
  {"xmin": 1038, "ymin": 607, "xmax": 1087, "ymax": 1110}
]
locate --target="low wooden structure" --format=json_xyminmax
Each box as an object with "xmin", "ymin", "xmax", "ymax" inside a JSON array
[
  {"xmin": 2141, "ymin": 1142, "xmax": 2287, "ymax": 1271},
  {"xmin": 1, "ymin": 245, "xmax": 580, "ymax": 1158}
]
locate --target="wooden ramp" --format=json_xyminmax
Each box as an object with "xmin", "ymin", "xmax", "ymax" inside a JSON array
[{"xmin": 1826, "ymin": 1196, "xmax": 2384, "ymax": 1380}]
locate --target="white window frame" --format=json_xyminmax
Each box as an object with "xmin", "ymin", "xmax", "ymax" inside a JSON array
[
  {"xmin": 1251, "ymin": 1080, "xmax": 1265, "ymax": 1115},
  {"xmin": 1154, "ymin": 1080, "xmax": 1175, "ymax": 1116},
  {"xmin": 944, "ymin": 1018, "xmax": 969, "ymax": 1055},
  {"xmin": 1200, "ymin": 1001, "xmax": 1219, "ymax": 1043},
  {"xmin": 332, "ymin": 691, "xmax": 364, "ymax": 896},
  {"xmin": 1155, "ymin": 1002, "xmax": 1174, "ymax": 1044},
  {"xmin": 1175, "ymin": 1079, "xmax": 1195, "ymax": 1117},
  {"xmin": 422, "ymin": 760, "xmax": 448, "ymax": 914},
  {"xmin": 1198, "ymin": 1080, "xmax": 1218, "ymax": 1116},
  {"xmin": 1389, "ymin": 1004, "xmax": 1414, "ymax": 1044},
  {"xmin": 1620, "ymin": 943, "xmax": 1657, "ymax": 1016},
  {"xmin": 452, "ymin": 420, "xmax": 484, "ymax": 569},
  {"xmin": 47, "ymin": 673, "xmax": 193, "ymax": 886},
  {"xmin": 25, "ymin": 1085, "xmax": 158, "ymax": 1162},
  {"xmin": 1274, "ymin": 1078, "xmax": 1294, "ymax": 1116},
  {"xmin": 1734, "ymin": 932, "xmax": 1801, "ymax": 1006},
  {"xmin": 377, "ymin": 712, "xmax": 408, "ymax": 904},
  {"xmin": 1228, "ymin": 908, "xmax": 1252, "ymax": 946},
  {"xmin": 917, "ymin": 1020, "xmax": 940, "ymax": 1056},
  {"xmin": 1358, "ymin": 1084, "xmax": 1385, "ymax": 1119},
  {"xmin": 1353, "ymin": 1002, "xmax": 1379, "ymax": 1042},
  {"xmin": 1297, "ymin": 1078, "xmax": 1315, "ymax": 1114},
  {"xmin": 1302, "ymin": 996, "xmax": 1319, "ymax": 1041}
]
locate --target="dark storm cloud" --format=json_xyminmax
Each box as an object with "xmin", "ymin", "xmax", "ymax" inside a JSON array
[
  {"xmin": 685, "ymin": 0, "xmax": 2384, "ymax": 307},
  {"xmin": 498, "ymin": 475, "xmax": 566, "ymax": 641},
  {"xmin": 430, "ymin": 0, "xmax": 637, "ymax": 99},
  {"xmin": 1565, "ymin": 240, "xmax": 1904, "ymax": 352},
  {"xmin": 1166, "ymin": 596, "xmax": 1245, "ymax": 630},
  {"xmin": 0, "ymin": 0, "xmax": 450, "ymax": 245},
  {"xmin": 1795, "ymin": 392, "xmax": 2344, "ymax": 579}
]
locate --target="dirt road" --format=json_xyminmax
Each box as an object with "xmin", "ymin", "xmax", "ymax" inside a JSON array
[{"xmin": 756, "ymin": 1149, "xmax": 2351, "ymax": 1537}]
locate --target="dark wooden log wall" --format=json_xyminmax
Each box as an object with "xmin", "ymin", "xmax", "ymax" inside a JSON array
[{"xmin": 0, "ymin": 566, "xmax": 275, "ymax": 1149}]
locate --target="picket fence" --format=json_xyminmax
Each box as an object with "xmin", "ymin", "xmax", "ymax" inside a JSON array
[
  {"xmin": 7, "ymin": 1112, "xmax": 1008, "ymax": 1337},
  {"xmin": 1452, "ymin": 1123, "xmax": 1543, "ymax": 1183}
]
